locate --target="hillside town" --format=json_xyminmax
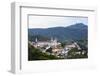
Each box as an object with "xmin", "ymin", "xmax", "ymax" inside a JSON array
[{"xmin": 28, "ymin": 37, "xmax": 87, "ymax": 59}]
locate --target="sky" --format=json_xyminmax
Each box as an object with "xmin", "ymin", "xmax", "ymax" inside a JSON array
[{"xmin": 29, "ymin": 15, "xmax": 88, "ymax": 28}]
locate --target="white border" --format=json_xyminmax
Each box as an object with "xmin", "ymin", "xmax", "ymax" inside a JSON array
[{"xmin": 11, "ymin": 2, "xmax": 97, "ymax": 74}]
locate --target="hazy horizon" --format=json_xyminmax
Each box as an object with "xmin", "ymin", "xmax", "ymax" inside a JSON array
[{"xmin": 29, "ymin": 15, "xmax": 88, "ymax": 28}]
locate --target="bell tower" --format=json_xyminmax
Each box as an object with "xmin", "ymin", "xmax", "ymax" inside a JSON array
[{"xmin": 35, "ymin": 37, "xmax": 38, "ymax": 43}]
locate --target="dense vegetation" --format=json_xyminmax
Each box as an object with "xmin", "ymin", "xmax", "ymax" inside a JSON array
[
  {"xmin": 67, "ymin": 48, "xmax": 88, "ymax": 59},
  {"xmin": 28, "ymin": 43, "xmax": 60, "ymax": 61},
  {"xmin": 28, "ymin": 23, "xmax": 88, "ymax": 41},
  {"xmin": 28, "ymin": 34, "xmax": 50, "ymax": 42}
]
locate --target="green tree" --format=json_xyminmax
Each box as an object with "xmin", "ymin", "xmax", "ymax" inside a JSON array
[{"xmin": 28, "ymin": 43, "xmax": 60, "ymax": 61}]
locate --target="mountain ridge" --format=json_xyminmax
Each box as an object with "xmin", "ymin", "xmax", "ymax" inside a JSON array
[{"xmin": 28, "ymin": 23, "xmax": 88, "ymax": 41}]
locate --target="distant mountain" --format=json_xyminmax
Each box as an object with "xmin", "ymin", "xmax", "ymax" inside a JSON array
[{"xmin": 28, "ymin": 23, "xmax": 88, "ymax": 41}]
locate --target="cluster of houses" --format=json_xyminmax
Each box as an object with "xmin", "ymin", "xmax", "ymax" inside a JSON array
[{"xmin": 29, "ymin": 37, "xmax": 86, "ymax": 58}]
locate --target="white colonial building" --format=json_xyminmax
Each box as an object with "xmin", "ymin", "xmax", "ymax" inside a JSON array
[{"xmin": 33, "ymin": 37, "xmax": 61, "ymax": 48}]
